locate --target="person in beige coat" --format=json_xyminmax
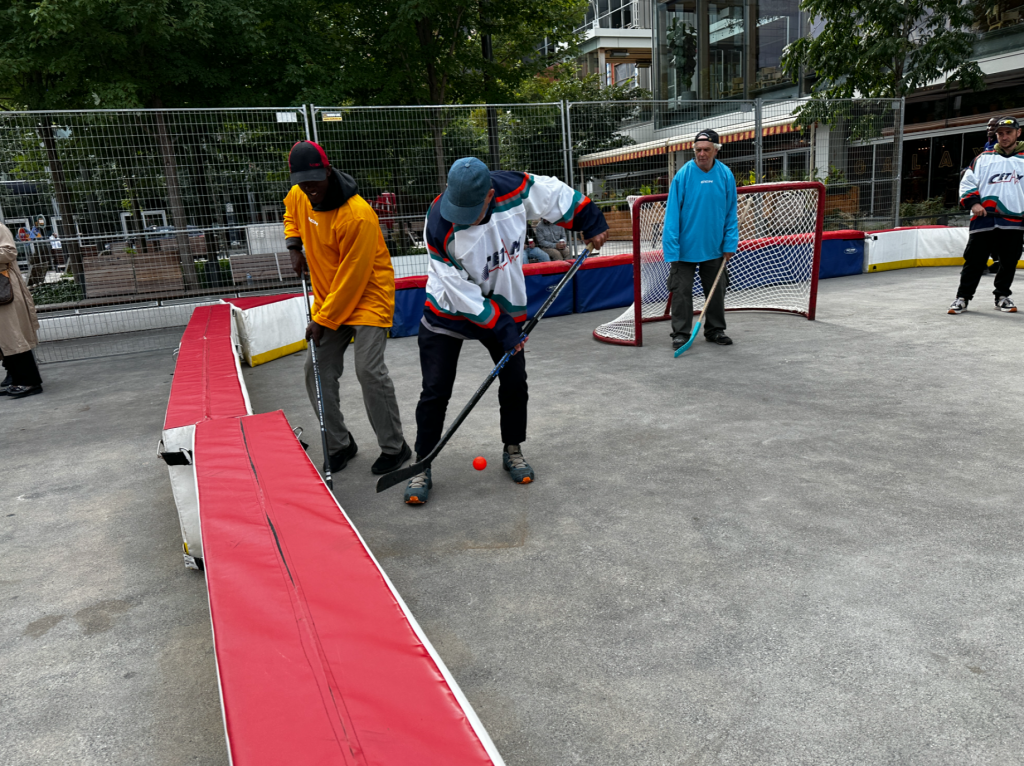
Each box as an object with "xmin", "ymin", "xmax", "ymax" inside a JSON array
[{"xmin": 0, "ymin": 223, "xmax": 43, "ymax": 398}]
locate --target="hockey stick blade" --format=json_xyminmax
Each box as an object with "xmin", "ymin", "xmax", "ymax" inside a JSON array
[
  {"xmin": 376, "ymin": 460, "xmax": 429, "ymax": 492},
  {"xmin": 673, "ymin": 320, "xmax": 701, "ymax": 357},
  {"xmin": 674, "ymin": 258, "xmax": 727, "ymax": 358}
]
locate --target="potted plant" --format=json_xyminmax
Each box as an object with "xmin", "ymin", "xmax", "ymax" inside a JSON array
[{"xmin": 668, "ymin": 19, "xmax": 697, "ymax": 98}]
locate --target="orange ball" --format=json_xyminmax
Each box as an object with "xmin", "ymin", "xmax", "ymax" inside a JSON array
[{"xmin": 473, "ymin": 456, "xmax": 487, "ymax": 471}]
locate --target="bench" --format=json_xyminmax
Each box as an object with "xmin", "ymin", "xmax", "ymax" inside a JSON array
[
  {"xmin": 194, "ymin": 411, "xmax": 504, "ymax": 765},
  {"xmin": 160, "ymin": 304, "xmax": 251, "ymax": 569},
  {"xmin": 229, "ymin": 252, "xmax": 291, "ymax": 285}
]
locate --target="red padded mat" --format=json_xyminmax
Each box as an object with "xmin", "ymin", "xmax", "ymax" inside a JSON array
[
  {"xmin": 163, "ymin": 305, "xmax": 248, "ymax": 430},
  {"xmin": 195, "ymin": 412, "xmax": 499, "ymax": 766}
]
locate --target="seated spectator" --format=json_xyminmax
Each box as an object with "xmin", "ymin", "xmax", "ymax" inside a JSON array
[
  {"xmin": 523, "ymin": 232, "xmax": 550, "ymax": 263},
  {"xmin": 535, "ymin": 218, "xmax": 571, "ymax": 260}
]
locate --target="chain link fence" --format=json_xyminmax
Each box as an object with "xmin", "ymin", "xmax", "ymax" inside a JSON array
[
  {"xmin": 570, "ymin": 98, "xmax": 905, "ymax": 256},
  {"xmin": 310, "ymin": 103, "xmax": 569, "ymax": 278},
  {"xmin": 2, "ymin": 99, "xmax": 904, "ymax": 363},
  {"xmin": 0, "ymin": 107, "xmax": 309, "ymax": 362}
]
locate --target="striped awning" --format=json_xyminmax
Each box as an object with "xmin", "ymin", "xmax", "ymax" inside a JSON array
[{"xmin": 578, "ymin": 121, "xmax": 798, "ymax": 169}]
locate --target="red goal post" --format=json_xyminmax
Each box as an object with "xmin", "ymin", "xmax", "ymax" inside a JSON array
[{"xmin": 594, "ymin": 181, "xmax": 826, "ymax": 347}]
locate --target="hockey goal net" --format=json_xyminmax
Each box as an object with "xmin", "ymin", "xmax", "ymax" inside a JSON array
[{"xmin": 594, "ymin": 181, "xmax": 825, "ymax": 346}]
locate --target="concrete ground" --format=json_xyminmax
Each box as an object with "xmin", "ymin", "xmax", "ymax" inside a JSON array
[{"xmin": 3, "ymin": 265, "xmax": 1024, "ymax": 765}]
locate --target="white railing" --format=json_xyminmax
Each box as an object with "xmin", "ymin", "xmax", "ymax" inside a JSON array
[{"xmin": 575, "ymin": 0, "xmax": 651, "ymax": 35}]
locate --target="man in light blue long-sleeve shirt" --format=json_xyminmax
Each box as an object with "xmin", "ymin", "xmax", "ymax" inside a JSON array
[{"xmin": 662, "ymin": 128, "xmax": 739, "ymax": 347}]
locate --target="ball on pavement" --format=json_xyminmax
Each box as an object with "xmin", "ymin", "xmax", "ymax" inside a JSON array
[{"xmin": 473, "ymin": 456, "xmax": 487, "ymax": 471}]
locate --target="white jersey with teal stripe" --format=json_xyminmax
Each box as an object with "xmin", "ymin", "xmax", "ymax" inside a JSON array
[{"xmin": 423, "ymin": 170, "xmax": 604, "ymax": 334}]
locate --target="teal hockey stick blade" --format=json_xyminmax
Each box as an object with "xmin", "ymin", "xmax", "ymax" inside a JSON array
[{"xmin": 673, "ymin": 320, "xmax": 701, "ymax": 358}]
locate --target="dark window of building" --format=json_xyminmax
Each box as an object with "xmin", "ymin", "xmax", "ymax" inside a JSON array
[
  {"xmin": 708, "ymin": 0, "xmax": 747, "ymax": 99},
  {"xmin": 929, "ymin": 135, "xmax": 964, "ymax": 207},
  {"xmin": 751, "ymin": 0, "xmax": 800, "ymax": 95},
  {"xmin": 961, "ymin": 130, "xmax": 990, "ymax": 168},
  {"xmin": 902, "ymin": 138, "xmax": 931, "ymax": 202}
]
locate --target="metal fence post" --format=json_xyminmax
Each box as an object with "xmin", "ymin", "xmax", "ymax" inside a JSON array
[
  {"xmin": 310, "ymin": 105, "xmax": 320, "ymax": 144},
  {"xmin": 303, "ymin": 105, "xmax": 313, "ymax": 143},
  {"xmin": 565, "ymin": 99, "xmax": 573, "ymax": 184},
  {"xmin": 565, "ymin": 102, "xmax": 579, "ymax": 257},
  {"xmin": 893, "ymin": 97, "xmax": 905, "ymax": 227},
  {"xmin": 754, "ymin": 98, "xmax": 763, "ymax": 183}
]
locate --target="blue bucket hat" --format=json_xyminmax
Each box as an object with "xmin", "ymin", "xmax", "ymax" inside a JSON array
[{"xmin": 441, "ymin": 157, "xmax": 493, "ymax": 225}]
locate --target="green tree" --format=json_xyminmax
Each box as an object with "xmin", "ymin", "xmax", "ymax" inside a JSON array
[
  {"xmin": 303, "ymin": 0, "xmax": 587, "ymax": 107},
  {"xmin": 0, "ymin": 0, "xmax": 315, "ymax": 288},
  {"xmin": 781, "ymin": 0, "xmax": 985, "ymax": 99},
  {"xmin": 518, "ymin": 63, "xmax": 653, "ymax": 164},
  {"xmin": 0, "ymin": 0, "xmax": 318, "ymax": 110}
]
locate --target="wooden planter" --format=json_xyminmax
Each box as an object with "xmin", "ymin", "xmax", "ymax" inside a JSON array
[
  {"xmin": 602, "ymin": 209, "xmax": 633, "ymax": 241},
  {"xmin": 134, "ymin": 239, "xmax": 184, "ymax": 294},
  {"xmin": 83, "ymin": 245, "xmax": 136, "ymax": 299},
  {"xmin": 230, "ymin": 252, "xmax": 288, "ymax": 286}
]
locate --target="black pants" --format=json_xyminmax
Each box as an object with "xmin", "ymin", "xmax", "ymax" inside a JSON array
[
  {"xmin": 1, "ymin": 350, "xmax": 42, "ymax": 387},
  {"xmin": 414, "ymin": 322, "xmax": 528, "ymax": 458},
  {"xmin": 957, "ymin": 229, "xmax": 1023, "ymax": 301},
  {"xmin": 668, "ymin": 258, "xmax": 728, "ymax": 339}
]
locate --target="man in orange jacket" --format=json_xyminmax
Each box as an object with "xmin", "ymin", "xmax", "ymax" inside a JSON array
[{"xmin": 284, "ymin": 140, "xmax": 410, "ymax": 476}]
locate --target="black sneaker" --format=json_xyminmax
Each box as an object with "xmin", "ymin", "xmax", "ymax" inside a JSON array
[
  {"xmin": 948, "ymin": 297, "xmax": 968, "ymax": 314},
  {"xmin": 995, "ymin": 295, "xmax": 1017, "ymax": 313},
  {"xmin": 326, "ymin": 437, "xmax": 358, "ymax": 473},
  {"xmin": 371, "ymin": 441, "xmax": 412, "ymax": 475},
  {"xmin": 705, "ymin": 333, "xmax": 733, "ymax": 345},
  {"xmin": 672, "ymin": 336, "xmax": 687, "ymax": 350},
  {"xmin": 7, "ymin": 384, "xmax": 43, "ymax": 399},
  {"xmin": 0, "ymin": 374, "xmax": 11, "ymax": 396}
]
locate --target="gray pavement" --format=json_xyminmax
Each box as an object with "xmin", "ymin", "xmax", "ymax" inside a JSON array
[{"xmin": 4, "ymin": 265, "xmax": 1024, "ymax": 765}]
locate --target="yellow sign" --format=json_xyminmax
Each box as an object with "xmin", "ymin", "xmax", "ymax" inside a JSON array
[{"xmin": 939, "ymin": 151, "xmax": 953, "ymax": 168}]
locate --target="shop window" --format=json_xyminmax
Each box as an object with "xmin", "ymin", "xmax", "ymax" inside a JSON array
[
  {"xmin": 658, "ymin": 1, "xmax": 699, "ymax": 103},
  {"xmin": 751, "ymin": 0, "xmax": 800, "ymax": 95},
  {"xmin": 708, "ymin": 0, "xmax": 746, "ymax": 99}
]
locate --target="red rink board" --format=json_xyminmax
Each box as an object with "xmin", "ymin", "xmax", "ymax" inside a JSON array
[
  {"xmin": 195, "ymin": 411, "xmax": 501, "ymax": 766},
  {"xmin": 164, "ymin": 305, "xmax": 249, "ymax": 430}
]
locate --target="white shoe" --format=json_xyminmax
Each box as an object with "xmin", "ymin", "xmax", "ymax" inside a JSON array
[
  {"xmin": 947, "ymin": 297, "xmax": 967, "ymax": 314},
  {"xmin": 995, "ymin": 296, "xmax": 1017, "ymax": 312}
]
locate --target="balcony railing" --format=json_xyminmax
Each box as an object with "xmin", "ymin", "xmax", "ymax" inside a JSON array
[{"xmin": 575, "ymin": 0, "xmax": 652, "ymax": 35}]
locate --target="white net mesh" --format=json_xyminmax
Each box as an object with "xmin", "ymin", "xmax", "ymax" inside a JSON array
[{"xmin": 594, "ymin": 182, "xmax": 824, "ymax": 346}]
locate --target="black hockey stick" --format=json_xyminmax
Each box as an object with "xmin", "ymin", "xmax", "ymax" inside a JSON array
[
  {"xmin": 302, "ymin": 270, "xmax": 333, "ymax": 489},
  {"xmin": 376, "ymin": 248, "xmax": 594, "ymax": 492}
]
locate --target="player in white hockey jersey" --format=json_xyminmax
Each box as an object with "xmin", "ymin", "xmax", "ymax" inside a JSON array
[
  {"xmin": 403, "ymin": 157, "xmax": 609, "ymax": 504},
  {"xmin": 948, "ymin": 116, "xmax": 1024, "ymax": 314}
]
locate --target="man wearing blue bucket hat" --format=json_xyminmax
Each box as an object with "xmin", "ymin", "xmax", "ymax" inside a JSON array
[{"xmin": 402, "ymin": 158, "xmax": 609, "ymax": 504}]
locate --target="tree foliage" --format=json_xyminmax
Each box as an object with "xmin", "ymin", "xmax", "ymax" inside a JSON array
[
  {"xmin": 0, "ymin": 0, "xmax": 587, "ymax": 110},
  {"xmin": 308, "ymin": 0, "xmax": 587, "ymax": 106},
  {"xmin": 781, "ymin": 0, "xmax": 985, "ymax": 99},
  {"xmin": 0, "ymin": 0, "xmax": 311, "ymax": 109}
]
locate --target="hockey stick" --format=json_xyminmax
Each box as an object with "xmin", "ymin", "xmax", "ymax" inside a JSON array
[
  {"xmin": 376, "ymin": 248, "xmax": 594, "ymax": 493},
  {"xmin": 302, "ymin": 270, "xmax": 334, "ymax": 489},
  {"xmin": 673, "ymin": 257, "xmax": 729, "ymax": 358}
]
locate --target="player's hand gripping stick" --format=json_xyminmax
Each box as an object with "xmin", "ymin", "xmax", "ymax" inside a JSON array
[
  {"xmin": 301, "ymin": 269, "xmax": 333, "ymax": 489},
  {"xmin": 376, "ymin": 249, "xmax": 594, "ymax": 492},
  {"xmin": 673, "ymin": 256, "xmax": 729, "ymax": 358}
]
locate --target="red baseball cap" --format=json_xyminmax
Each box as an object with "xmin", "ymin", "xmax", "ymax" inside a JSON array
[{"xmin": 289, "ymin": 140, "xmax": 331, "ymax": 184}]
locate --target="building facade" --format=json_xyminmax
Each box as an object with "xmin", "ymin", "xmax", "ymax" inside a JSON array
[{"xmin": 574, "ymin": 0, "xmax": 1024, "ymax": 226}]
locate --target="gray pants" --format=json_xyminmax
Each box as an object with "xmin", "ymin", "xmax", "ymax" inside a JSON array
[
  {"xmin": 668, "ymin": 258, "xmax": 728, "ymax": 340},
  {"xmin": 304, "ymin": 325, "xmax": 405, "ymax": 456}
]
